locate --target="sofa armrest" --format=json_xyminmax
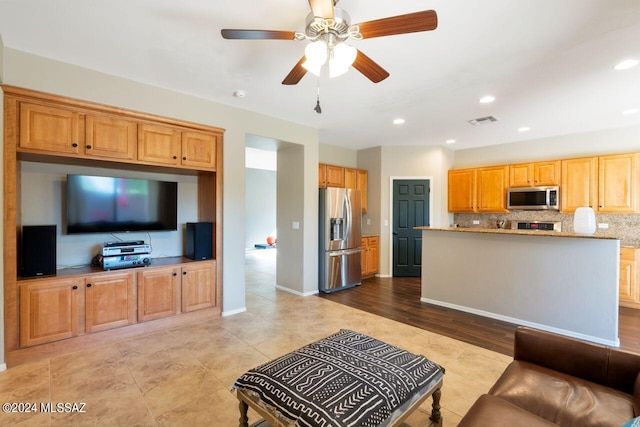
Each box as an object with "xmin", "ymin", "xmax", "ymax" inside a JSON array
[{"xmin": 513, "ymin": 326, "xmax": 609, "ymax": 387}]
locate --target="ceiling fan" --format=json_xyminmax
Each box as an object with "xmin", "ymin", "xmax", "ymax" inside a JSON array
[{"xmin": 221, "ymin": 0, "xmax": 438, "ymax": 85}]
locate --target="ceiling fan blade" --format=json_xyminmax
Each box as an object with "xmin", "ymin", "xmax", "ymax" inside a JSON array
[
  {"xmin": 282, "ymin": 56, "xmax": 308, "ymax": 85},
  {"xmin": 221, "ymin": 29, "xmax": 296, "ymax": 40},
  {"xmin": 357, "ymin": 10, "xmax": 438, "ymax": 39},
  {"xmin": 352, "ymin": 50, "xmax": 389, "ymax": 83},
  {"xmin": 308, "ymin": 0, "xmax": 334, "ymax": 19}
]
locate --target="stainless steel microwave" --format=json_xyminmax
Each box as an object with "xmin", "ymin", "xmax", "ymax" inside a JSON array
[{"xmin": 507, "ymin": 186, "xmax": 560, "ymax": 210}]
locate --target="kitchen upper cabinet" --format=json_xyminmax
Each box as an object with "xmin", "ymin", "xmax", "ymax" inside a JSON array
[
  {"xmin": 85, "ymin": 272, "xmax": 136, "ymax": 333},
  {"xmin": 19, "ymin": 277, "xmax": 85, "ymax": 348},
  {"xmin": 85, "ymin": 114, "xmax": 137, "ymax": 161},
  {"xmin": 326, "ymin": 165, "xmax": 345, "ymax": 187},
  {"xmin": 344, "ymin": 168, "xmax": 357, "ymax": 189},
  {"xmin": 18, "ymin": 102, "xmax": 83, "ymax": 155},
  {"xmin": 561, "ymin": 157, "xmax": 598, "ymax": 213},
  {"xmin": 137, "ymin": 266, "xmax": 180, "ymax": 322},
  {"xmin": 620, "ymin": 247, "xmax": 640, "ymax": 309},
  {"xmin": 357, "ymin": 169, "xmax": 368, "ymax": 213},
  {"xmin": 448, "ymin": 169, "xmax": 476, "ymax": 212},
  {"xmin": 319, "ymin": 164, "xmax": 327, "ymax": 188},
  {"xmin": 181, "ymin": 261, "xmax": 216, "ymax": 313},
  {"xmin": 509, "ymin": 161, "xmax": 560, "ymax": 187},
  {"xmin": 476, "ymin": 166, "xmax": 509, "ymax": 212},
  {"xmin": 598, "ymin": 153, "xmax": 639, "ymax": 213}
]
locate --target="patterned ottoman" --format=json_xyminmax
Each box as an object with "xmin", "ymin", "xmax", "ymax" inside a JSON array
[{"xmin": 233, "ymin": 329, "xmax": 445, "ymax": 427}]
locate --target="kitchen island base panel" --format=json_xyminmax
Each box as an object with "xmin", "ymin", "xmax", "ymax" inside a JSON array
[{"xmin": 419, "ymin": 229, "xmax": 619, "ymax": 346}]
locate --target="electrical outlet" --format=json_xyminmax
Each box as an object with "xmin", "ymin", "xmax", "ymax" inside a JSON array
[
  {"xmin": 473, "ymin": 220, "xmax": 480, "ymax": 225},
  {"xmin": 598, "ymin": 223, "xmax": 609, "ymax": 229},
  {"xmin": 366, "ymin": 219, "xmax": 371, "ymax": 225},
  {"xmin": 292, "ymin": 221, "xmax": 300, "ymax": 230}
]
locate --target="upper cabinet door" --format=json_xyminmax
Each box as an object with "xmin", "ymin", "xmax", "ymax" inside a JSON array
[
  {"xmin": 326, "ymin": 165, "xmax": 345, "ymax": 187},
  {"xmin": 509, "ymin": 163, "xmax": 533, "ymax": 187},
  {"xmin": 448, "ymin": 169, "xmax": 477, "ymax": 212},
  {"xmin": 85, "ymin": 114, "xmax": 137, "ymax": 161},
  {"xmin": 476, "ymin": 166, "xmax": 509, "ymax": 212},
  {"xmin": 319, "ymin": 164, "xmax": 327, "ymax": 188},
  {"xmin": 534, "ymin": 160, "xmax": 561, "ymax": 186},
  {"xmin": 137, "ymin": 123, "xmax": 182, "ymax": 167},
  {"xmin": 19, "ymin": 103, "xmax": 82, "ymax": 155},
  {"xmin": 181, "ymin": 130, "xmax": 217, "ymax": 170},
  {"xmin": 561, "ymin": 157, "xmax": 598, "ymax": 212},
  {"xmin": 598, "ymin": 153, "xmax": 639, "ymax": 213}
]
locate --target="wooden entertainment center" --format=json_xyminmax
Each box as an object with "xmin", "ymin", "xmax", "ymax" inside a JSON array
[{"xmin": 2, "ymin": 86, "xmax": 224, "ymax": 367}]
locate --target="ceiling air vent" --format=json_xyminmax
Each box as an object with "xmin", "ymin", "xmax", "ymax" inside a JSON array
[{"xmin": 468, "ymin": 116, "xmax": 498, "ymax": 126}]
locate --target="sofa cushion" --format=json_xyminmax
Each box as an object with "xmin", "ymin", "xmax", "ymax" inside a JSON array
[
  {"xmin": 489, "ymin": 360, "xmax": 634, "ymax": 427},
  {"xmin": 458, "ymin": 394, "xmax": 558, "ymax": 427}
]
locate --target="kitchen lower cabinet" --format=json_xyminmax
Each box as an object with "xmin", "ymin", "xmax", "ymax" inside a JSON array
[
  {"xmin": 137, "ymin": 266, "xmax": 180, "ymax": 322},
  {"xmin": 85, "ymin": 272, "xmax": 136, "ymax": 333},
  {"xmin": 361, "ymin": 236, "xmax": 379, "ymax": 278},
  {"xmin": 19, "ymin": 277, "xmax": 85, "ymax": 348},
  {"xmin": 181, "ymin": 261, "xmax": 216, "ymax": 312},
  {"xmin": 620, "ymin": 247, "xmax": 640, "ymax": 309}
]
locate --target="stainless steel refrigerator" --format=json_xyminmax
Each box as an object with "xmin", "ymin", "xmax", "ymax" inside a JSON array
[{"xmin": 319, "ymin": 187, "xmax": 362, "ymax": 293}]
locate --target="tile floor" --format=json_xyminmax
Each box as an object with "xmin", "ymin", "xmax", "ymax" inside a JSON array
[{"xmin": 0, "ymin": 250, "xmax": 511, "ymax": 426}]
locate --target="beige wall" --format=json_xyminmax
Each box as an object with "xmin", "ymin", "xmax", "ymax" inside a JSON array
[
  {"xmin": 377, "ymin": 145, "xmax": 456, "ymax": 277},
  {"xmin": 0, "ymin": 47, "xmax": 320, "ymax": 364},
  {"xmin": 454, "ymin": 124, "xmax": 640, "ymax": 168},
  {"xmin": 357, "ymin": 147, "xmax": 382, "ymax": 237},
  {"xmin": 319, "ymin": 143, "xmax": 357, "ymax": 167}
]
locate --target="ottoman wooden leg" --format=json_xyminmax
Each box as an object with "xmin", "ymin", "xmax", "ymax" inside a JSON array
[
  {"xmin": 239, "ymin": 399, "xmax": 249, "ymax": 427},
  {"xmin": 429, "ymin": 388, "xmax": 442, "ymax": 426}
]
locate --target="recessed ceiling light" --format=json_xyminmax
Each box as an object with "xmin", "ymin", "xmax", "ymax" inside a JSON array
[
  {"xmin": 233, "ymin": 90, "xmax": 247, "ymax": 98},
  {"xmin": 393, "ymin": 118, "xmax": 405, "ymax": 125},
  {"xmin": 446, "ymin": 139, "xmax": 456, "ymax": 144},
  {"xmin": 614, "ymin": 59, "xmax": 639, "ymax": 71},
  {"xmin": 518, "ymin": 126, "xmax": 531, "ymax": 132},
  {"xmin": 479, "ymin": 95, "xmax": 495, "ymax": 104},
  {"xmin": 623, "ymin": 108, "xmax": 639, "ymax": 115}
]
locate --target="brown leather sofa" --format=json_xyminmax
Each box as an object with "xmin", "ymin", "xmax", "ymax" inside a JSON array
[{"xmin": 458, "ymin": 326, "xmax": 640, "ymax": 427}]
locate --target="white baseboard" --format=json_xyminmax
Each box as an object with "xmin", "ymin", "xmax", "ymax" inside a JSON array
[
  {"xmin": 420, "ymin": 297, "xmax": 620, "ymax": 348},
  {"xmin": 375, "ymin": 274, "xmax": 392, "ymax": 278},
  {"xmin": 222, "ymin": 307, "xmax": 247, "ymax": 317},
  {"xmin": 275, "ymin": 285, "xmax": 319, "ymax": 297},
  {"xmin": 0, "ymin": 363, "xmax": 6, "ymax": 372}
]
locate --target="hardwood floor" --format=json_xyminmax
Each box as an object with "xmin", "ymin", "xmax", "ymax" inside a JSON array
[{"xmin": 318, "ymin": 275, "xmax": 640, "ymax": 357}]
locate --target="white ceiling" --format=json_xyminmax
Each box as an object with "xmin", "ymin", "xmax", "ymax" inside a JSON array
[{"xmin": 0, "ymin": 0, "xmax": 639, "ymax": 151}]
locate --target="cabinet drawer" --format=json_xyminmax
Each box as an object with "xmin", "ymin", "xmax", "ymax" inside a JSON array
[{"xmin": 621, "ymin": 247, "xmax": 638, "ymax": 261}]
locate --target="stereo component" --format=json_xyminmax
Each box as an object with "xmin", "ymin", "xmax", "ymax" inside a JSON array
[
  {"xmin": 102, "ymin": 254, "xmax": 152, "ymax": 270},
  {"xmin": 102, "ymin": 244, "xmax": 152, "ymax": 256}
]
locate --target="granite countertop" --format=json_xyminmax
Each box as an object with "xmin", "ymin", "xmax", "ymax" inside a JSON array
[{"xmin": 414, "ymin": 226, "xmax": 620, "ymax": 240}]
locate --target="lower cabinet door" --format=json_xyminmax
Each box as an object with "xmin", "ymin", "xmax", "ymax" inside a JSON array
[
  {"xmin": 20, "ymin": 277, "xmax": 85, "ymax": 347},
  {"xmin": 137, "ymin": 267, "xmax": 180, "ymax": 322},
  {"xmin": 182, "ymin": 261, "xmax": 216, "ymax": 313},
  {"xmin": 85, "ymin": 272, "xmax": 136, "ymax": 333}
]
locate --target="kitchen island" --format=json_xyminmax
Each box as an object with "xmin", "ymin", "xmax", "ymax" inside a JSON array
[{"xmin": 416, "ymin": 227, "xmax": 620, "ymax": 346}]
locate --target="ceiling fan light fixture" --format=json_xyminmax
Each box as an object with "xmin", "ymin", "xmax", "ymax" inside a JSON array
[{"xmin": 303, "ymin": 41, "xmax": 328, "ymax": 76}]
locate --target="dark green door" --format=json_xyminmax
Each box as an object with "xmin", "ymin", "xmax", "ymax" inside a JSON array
[{"xmin": 393, "ymin": 179, "xmax": 430, "ymax": 277}]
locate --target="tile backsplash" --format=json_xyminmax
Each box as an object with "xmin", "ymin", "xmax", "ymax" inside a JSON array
[{"xmin": 453, "ymin": 211, "xmax": 640, "ymax": 246}]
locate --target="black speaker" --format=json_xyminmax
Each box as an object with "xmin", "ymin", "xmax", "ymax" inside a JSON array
[
  {"xmin": 185, "ymin": 222, "xmax": 213, "ymax": 260},
  {"xmin": 21, "ymin": 225, "xmax": 57, "ymax": 277}
]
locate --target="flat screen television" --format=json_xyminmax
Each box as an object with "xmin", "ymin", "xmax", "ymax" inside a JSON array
[{"xmin": 66, "ymin": 174, "xmax": 178, "ymax": 234}]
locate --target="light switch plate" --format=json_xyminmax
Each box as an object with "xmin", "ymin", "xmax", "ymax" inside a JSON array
[
  {"xmin": 292, "ymin": 221, "xmax": 300, "ymax": 230},
  {"xmin": 473, "ymin": 220, "xmax": 480, "ymax": 225},
  {"xmin": 598, "ymin": 223, "xmax": 609, "ymax": 229}
]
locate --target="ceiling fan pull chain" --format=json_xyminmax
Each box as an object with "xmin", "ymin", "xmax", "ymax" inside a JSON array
[{"xmin": 314, "ymin": 81, "xmax": 322, "ymax": 114}]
